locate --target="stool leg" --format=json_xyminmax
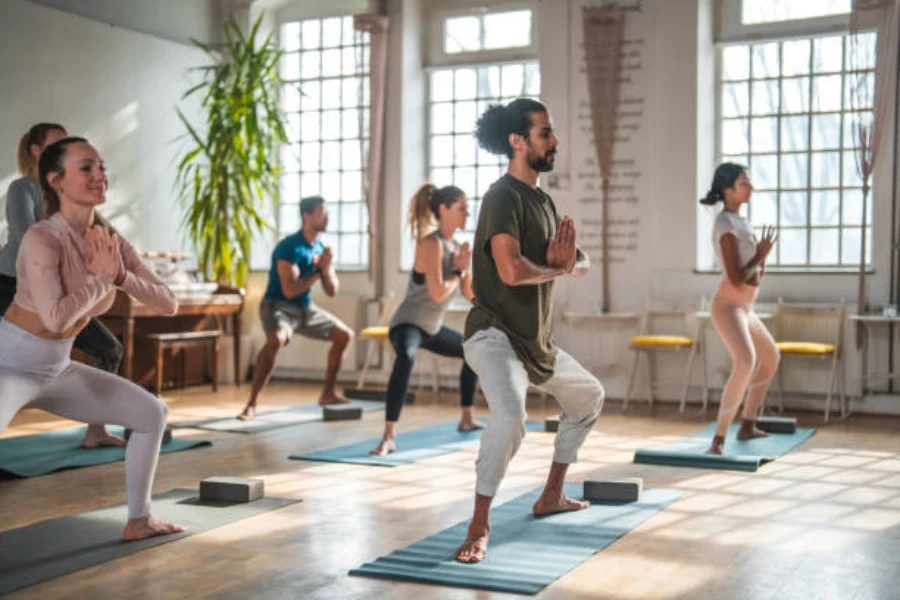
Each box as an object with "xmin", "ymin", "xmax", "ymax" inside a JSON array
[
  {"xmin": 155, "ymin": 342, "xmax": 164, "ymax": 397},
  {"xmin": 212, "ymin": 338, "xmax": 220, "ymax": 392}
]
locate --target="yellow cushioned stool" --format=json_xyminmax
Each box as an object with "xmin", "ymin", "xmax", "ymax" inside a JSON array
[
  {"xmin": 776, "ymin": 341, "xmax": 835, "ymax": 355},
  {"xmin": 631, "ymin": 335, "xmax": 693, "ymax": 349}
]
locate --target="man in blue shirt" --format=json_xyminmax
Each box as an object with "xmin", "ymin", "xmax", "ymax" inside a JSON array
[{"xmin": 239, "ymin": 196, "xmax": 354, "ymax": 419}]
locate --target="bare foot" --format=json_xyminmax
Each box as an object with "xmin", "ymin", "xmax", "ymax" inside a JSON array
[
  {"xmin": 737, "ymin": 422, "xmax": 770, "ymax": 441},
  {"xmin": 455, "ymin": 524, "xmax": 490, "ymax": 563},
  {"xmin": 237, "ymin": 405, "xmax": 256, "ymax": 421},
  {"xmin": 457, "ymin": 419, "xmax": 485, "ymax": 432},
  {"xmin": 318, "ymin": 391, "xmax": 351, "ymax": 406},
  {"xmin": 369, "ymin": 438, "xmax": 396, "ymax": 456},
  {"xmin": 82, "ymin": 426, "xmax": 126, "ymax": 448},
  {"xmin": 123, "ymin": 515, "xmax": 186, "ymax": 541},
  {"xmin": 706, "ymin": 434, "xmax": 725, "ymax": 455},
  {"xmin": 532, "ymin": 494, "xmax": 590, "ymax": 517}
]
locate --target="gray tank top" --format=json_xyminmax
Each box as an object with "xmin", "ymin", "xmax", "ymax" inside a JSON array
[{"xmin": 390, "ymin": 230, "xmax": 459, "ymax": 335}]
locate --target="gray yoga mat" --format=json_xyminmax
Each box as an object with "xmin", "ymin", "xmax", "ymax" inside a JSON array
[
  {"xmin": 0, "ymin": 488, "xmax": 299, "ymax": 596},
  {"xmin": 0, "ymin": 425, "xmax": 211, "ymax": 478},
  {"xmin": 633, "ymin": 423, "xmax": 816, "ymax": 472},
  {"xmin": 174, "ymin": 400, "xmax": 385, "ymax": 433},
  {"xmin": 350, "ymin": 484, "xmax": 682, "ymax": 595}
]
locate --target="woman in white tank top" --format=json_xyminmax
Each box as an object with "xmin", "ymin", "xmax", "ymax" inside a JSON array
[{"xmin": 701, "ymin": 162, "xmax": 779, "ymax": 455}]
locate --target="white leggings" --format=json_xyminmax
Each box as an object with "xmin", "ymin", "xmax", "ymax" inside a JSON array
[
  {"xmin": 710, "ymin": 283, "xmax": 780, "ymax": 437},
  {"xmin": 0, "ymin": 320, "xmax": 167, "ymax": 518},
  {"xmin": 463, "ymin": 327, "xmax": 604, "ymax": 497}
]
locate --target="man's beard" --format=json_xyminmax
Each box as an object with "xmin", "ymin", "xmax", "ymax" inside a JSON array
[{"xmin": 527, "ymin": 149, "xmax": 556, "ymax": 172}]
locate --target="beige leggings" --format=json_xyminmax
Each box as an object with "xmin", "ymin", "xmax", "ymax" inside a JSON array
[{"xmin": 710, "ymin": 283, "xmax": 780, "ymax": 437}]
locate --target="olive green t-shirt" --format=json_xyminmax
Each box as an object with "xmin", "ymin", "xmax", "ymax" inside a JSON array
[{"xmin": 464, "ymin": 173, "xmax": 559, "ymax": 384}]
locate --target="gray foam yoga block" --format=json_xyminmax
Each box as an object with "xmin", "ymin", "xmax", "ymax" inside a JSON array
[
  {"xmin": 199, "ymin": 476, "xmax": 265, "ymax": 503},
  {"xmin": 584, "ymin": 478, "xmax": 642, "ymax": 502},
  {"xmin": 755, "ymin": 416, "xmax": 797, "ymax": 434},
  {"xmin": 545, "ymin": 415, "xmax": 560, "ymax": 432},
  {"xmin": 124, "ymin": 427, "xmax": 173, "ymax": 444},
  {"xmin": 323, "ymin": 405, "xmax": 362, "ymax": 421}
]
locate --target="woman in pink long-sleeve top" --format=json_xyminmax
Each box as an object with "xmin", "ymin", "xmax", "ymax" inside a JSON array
[{"xmin": 0, "ymin": 137, "xmax": 185, "ymax": 541}]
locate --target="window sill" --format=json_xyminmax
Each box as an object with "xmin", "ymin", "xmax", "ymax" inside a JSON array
[{"xmin": 694, "ymin": 267, "xmax": 875, "ymax": 276}]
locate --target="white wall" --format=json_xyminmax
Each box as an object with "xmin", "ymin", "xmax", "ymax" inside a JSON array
[{"xmin": 0, "ymin": 0, "xmax": 209, "ymax": 256}]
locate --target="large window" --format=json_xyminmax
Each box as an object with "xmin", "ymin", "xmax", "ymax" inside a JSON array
[
  {"xmin": 710, "ymin": 0, "xmax": 876, "ymax": 270},
  {"xmin": 427, "ymin": 62, "xmax": 541, "ymax": 249},
  {"xmin": 410, "ymin": 6, "xmax": 539, "ymax": 267},
  {"xmin": 279, "ymin": 17, "xmax": 370, "ymax": 269}
]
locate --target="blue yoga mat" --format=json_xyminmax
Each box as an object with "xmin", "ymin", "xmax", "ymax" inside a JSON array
[
  {"xmin": 350, "ymin": 483, "xmax": 682, "ymax": 595},
  {"xmin": 0, "ymin": 426, "xmax": 211, "ymax": 478},
  {"xmin": 175, "ymin": 400, "xmax": 385, "ymax": 433},
  {"xmin": 290, "ymin": 421, "xmax": 543, "ymax": 467},
  {"xmin": 633, "ymin": 423, "xmax": 815, "ymax": 472}
]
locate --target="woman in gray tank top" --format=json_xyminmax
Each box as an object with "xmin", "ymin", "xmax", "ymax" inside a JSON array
[{"xmin": 370, "ymin": 184, "xmax": 481, "ymax": 456}]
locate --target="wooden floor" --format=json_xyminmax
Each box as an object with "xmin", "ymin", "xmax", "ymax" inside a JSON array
[{"xmin": 2, "ymin": 382, "xmax": 900, "ymax": 600}]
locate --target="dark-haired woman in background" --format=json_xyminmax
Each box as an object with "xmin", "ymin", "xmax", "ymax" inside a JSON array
[
  {"xmin": 0, "ymin": 123, "xmax": 126, "ymax": 449},
  {"xmin": 701, "ymin": 162, "xmax": 779, "ymax": 455},
  {"xmin": 0, "ymin": 137, "xmax": 184, "ymax": 540},
  {"xmin": 369, "ymin": 184, "xmax": 481, "ymax": 456}
]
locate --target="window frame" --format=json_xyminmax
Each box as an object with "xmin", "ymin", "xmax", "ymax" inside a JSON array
[
  {"xmin": 276, "ymin": 14, "xmax": 372, "ymax": 272},
  {"xmin": 717, "ymin": 0, "xmax": 853, "ymax": 44}
]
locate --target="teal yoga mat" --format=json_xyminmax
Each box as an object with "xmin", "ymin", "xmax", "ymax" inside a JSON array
[
  {"xmin": 174, "ymin": 400, "xmax": 385, "ymax": 433},
  {"xmin": 0, "ymin": 488, "xmax": 299, "ymax": 596},
  {"xmin": 0, "ymin": 426, "xmax": 211, "ymax": 478},
  {"xmin": 350, "ymin": 483, "xmax": 682, "ymax": 595},
  {"xmin": 633, "ymin": 423, "xmax": 815, "ymax": 472},
  {"xmin": 290, "ymin": 420, "xmax": 543, "ymax": 467}
]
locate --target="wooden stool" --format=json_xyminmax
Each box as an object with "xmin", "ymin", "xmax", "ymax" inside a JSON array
[{"xmin": 146, "ymin": 330, "xmax": 222, "ymax": 395}]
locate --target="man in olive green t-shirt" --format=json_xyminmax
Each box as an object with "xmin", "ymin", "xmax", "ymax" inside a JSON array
[{"xmin": 456, "ymin": 98, "xmax": 605, "ymax": 564}]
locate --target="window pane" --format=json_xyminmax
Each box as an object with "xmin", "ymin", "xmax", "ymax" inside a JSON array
[
  {"xmin": 321, "ymin": 48, "xmax": 341, "ymax": 77},
  {"xmin": 321, "ymin": 172, "xmax": 340, "ymax": 198},
  {"xmin": 301, "ymin": 81, "xmax": 320, "ymax": 110},
  {"xmin": 445, "ymin": 16, "xmax": 480, "ymax": 54},
  {"xmin": 524, "ymin": 63, "xmax": 541, "ymax": 96},
  {"xmin": 751, "ymin": 80, "xmax": 778, "ymax": 115},
  {"xmin": 321, "ymin": 141, "xmax": 340, "ymax": 171},
  {"xmin": 743, "ymin": 0, "xmax": 850, "ymax": 25},
  {"xmin": 477, "ymin": 66, "xmax": 500, "ymax": 98},
  {"xmin": 321, "ymin": 80, "xmax": 341, "ymax": 109},
  {"xmin": 281, "ymin": 144, "xmax": 299, "ymax": 172},
  {"xmin": 751, "ymin": 117, "xmax": 778, "ymax": 153},
  {"xmin": 842, "ymin": 188, "xmax": 873, "ymax": 226},
  {"xmin": 780, "ymin": 154, "xmax": 808, "ymax": 189},
  {"xmin": 749, "ymin": 191, "xmax": 778, "ymax": 226},
  {"xmin": 782, "ymin": 40, "xmax": 811, "ymax": 76},
  {"xmin": 281, "ymin": 22, "xmax": 301, "ymax": 52},
  {"xmin": 811, "ymin": 114, "xmax": 841, "ymax": 149},
  {"xmin": 484, "ymin": 10, "xmax": 531, "ymax": 49},
  {"xmin": 752, "ymin": 43, "xmax": 780, "ymax": 78},
  {"xmin": 811, "ymin": 190, "xmax": 840, "ymax": 226},
  {"xmin": 454, "ymin": 134, "xmax": 477, "ymax": 166},
  {"xmin": 339, "ymin": 233, "xmax": 362, "ymax": 266},
  {"xmin": 722, "ymin": 119, "xmax": 749, "ymax": 155},
  {"xmin": 340, "ymin": 202, "xmax": 362, "ymax": 232},
  {"xmin": 813, "ymin": 75, "xmax": 842, "ymax": 112},
  {"xmin": 722, "ymin": 46, "xmax": 750, "ymax": 81},
  {"xmin": 454, "ymin": 101, "xmax": 477, "ymax": 134},
  {"xmin": 301, "ymin": 112, "xmax": 320, "ymax": 141},
  {"xmin": 431, "ymin": 135, "xmax": 454, "ymax": 167},
  {"xmin": 321, "ymin": 110, "xmax": 340, "ymax": 140},
  {"xmin": 846, "ymin": 32, "xmax": 877, "ymax": 70},
  {"xmin": 300, "ymin": 142, "xmax": 320, "ymax": 171},
  {"xmin": 431, "ymin": 70, "xmax": 454, "ymax": 102},
  {"xmin": 455, "ymin": 167, "xmax": 476, "ymax": 197},
  {"xmin": 322, "ymin": 17, "xmax": 341, "ymax": 48},
  {"xmin": 810, "ymin": 228, "xmax": 839, "ymax": 265},
  {"xmin": 455, "ymin": 69, "xmax": 477, "ymax": 100},
  {"xmin": 279, "ymin": 204, "xmax": 301, "ymax": 234},
  {"xmin": 779, "ymin": 228, "xmax": 808, "ymax": 264},
  {"xmin": 781, "ymin": 116, "xmax": 809, "ymax": 152},
  {"xmin": 280, "ymin": 173, "xmax": 299, "ymax": 204},
  {"xmin": 811, "ymin": 151, "xmax": 841, "ymax": 188},
  {"xmin": 780, "ymin": 192, "xmax": 808, "ymax": 227},
  {"xmin": 431, "ymin": 103, "xmax": 453, "ymax": 134},
  {"xmin": 501, "ymin": 64, "xmax": 525, "ymax": 97},
  {"xmin": 750, "ymin": 155, "xmax": 778, "ymax": 189},
  {"xmin": 342, "ymin": 109, "xmax": 360, "ymax": 139},
  {"xmin": 281, "ymin": 53, "xmax": 300, "ymax": 80},
  {"xmin": 782, "ymin": 77, "xmax": 810, "ymax": 113},
  {"xmin": 843, "ymin": 151, "xmax": 865, "ymax": 186},
  {"xmin": 286, "ymin": 113, "xmax": 300, "ymax": 142},
  {"xmin": 341, "ymin": 140, "xmax": 361, "ymax": 170},
  {"xmin": 342, "ymin": 171, "xmax": 362, "ymax": 202},
  {"xmin": 814, "ymin": 36, "xmax": 844, "ymax": 73},
  {"xmin": 301, "ymin": 50, "xmax": 321, "ymax": 79},
  {"xmin": 300, "ymin": 174, "xmax": 320, "ymax": 198},
  {"xmin": 302, "ymin": 20, "xmax": 321, "ymax": 50},
  {"xmin": 342, "ymin": 78, "xmax": 361, "ymax": 108},
  {"xmin": 282, "ymin": 85, "xmax": 301, "ymax": 112},
  {"xmin": 431, "ymin": 167, "xmax": 453, "ymax": 187},
  {"xmin": 722, "ymin": 83, "xmax": 749, "ymax": 118}
]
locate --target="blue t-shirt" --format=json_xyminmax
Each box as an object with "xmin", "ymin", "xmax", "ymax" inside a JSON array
[{"xmin": 264, "ymin": 232, "xmax": 324, "ymax": 307}]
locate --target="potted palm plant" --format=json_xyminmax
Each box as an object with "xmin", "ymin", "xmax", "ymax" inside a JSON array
[{"xmin": 176, "ymin": 15, "xmax": 289, "ymax": 287}]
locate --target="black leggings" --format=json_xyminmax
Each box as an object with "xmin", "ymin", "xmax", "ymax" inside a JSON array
[
  {"xmin": 385, "ymin": 323, "xmax": 477, "ymax": 422},
  {"xmin": 0, "ymin": 274, "xmax": 123, "ymax": 373}
]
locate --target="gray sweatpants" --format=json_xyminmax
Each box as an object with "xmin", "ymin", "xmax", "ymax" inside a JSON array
[
  {"xmin": 463, "ymin": 327, "xmax": 605, "ymax": 497},
  {"xmin": 0, "ymin": 320, "xmax": 168, "ymax": 518}
]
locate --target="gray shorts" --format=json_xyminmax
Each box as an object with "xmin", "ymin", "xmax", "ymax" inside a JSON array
[{"xmin": 259, "ymin": 298, "xmax": 343, "ymax": 343}]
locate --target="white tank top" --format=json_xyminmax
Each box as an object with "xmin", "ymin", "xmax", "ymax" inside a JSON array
[{"xmin": 712, "ymin": 210, "xmax": 757, "ymax": 273}]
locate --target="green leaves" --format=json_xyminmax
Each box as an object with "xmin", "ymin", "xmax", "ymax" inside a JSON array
[{"xmin": 175, "ymin": 14, "xmax": 289, "ymax": 287}]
